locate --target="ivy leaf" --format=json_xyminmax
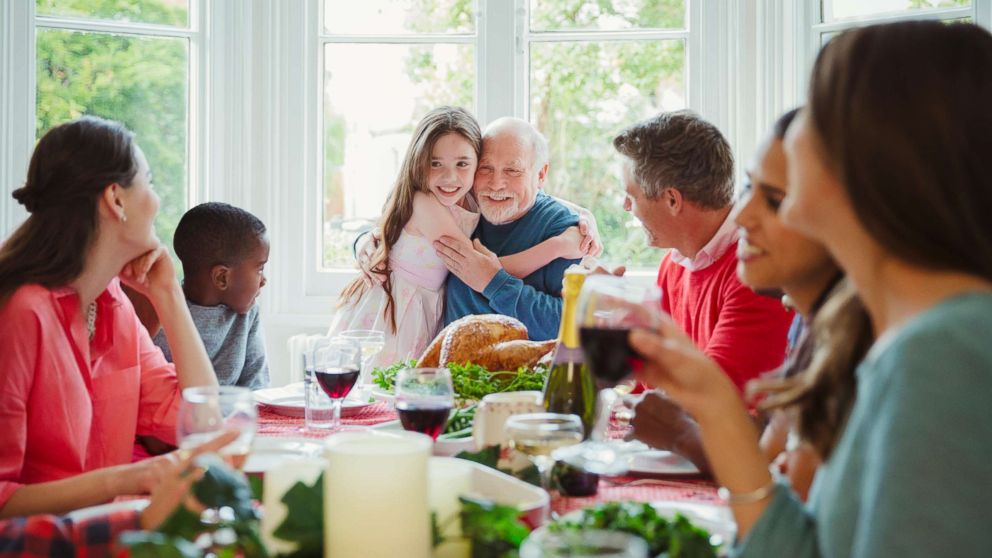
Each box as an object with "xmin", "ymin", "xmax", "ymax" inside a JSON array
[
  {"xmin": 156, "ymin": 505, "xmax": 202, "ymax": 540},
  {"xmin": 271, "ymin": 473, "xmax": 324, "ymax": 557},
  {"xmin": 192, "ymin": 455, "xmax": 257, "ymax": 522},
  {"xmin": 459, "ymin": 495, "xmax": 531, "ymax": 558},
  {"xmin": 455, "ymin": 445, "xmax": 500, "ymax": 468}
]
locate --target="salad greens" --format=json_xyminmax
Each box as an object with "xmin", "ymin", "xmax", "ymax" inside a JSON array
[
  {"xmin": 549, "ymin": 501, "xmax": 717, "ymax": 558},
  {"xmin": 372, "ymin": 360, "xmax": 547, "ymax": 403}
]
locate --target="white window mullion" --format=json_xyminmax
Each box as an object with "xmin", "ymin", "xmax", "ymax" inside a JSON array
[
  {"xmin": 479, "ymin": 0, "xmax": 516, "ymax": 124},
  {"xmin": 0, "ymin": 0, "xmax": 35, "ymax": 238}
]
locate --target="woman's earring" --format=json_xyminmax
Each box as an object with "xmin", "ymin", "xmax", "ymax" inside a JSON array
[{"xmin": 121, "ymin": 212, "xmax": 127, "ymax": 223}]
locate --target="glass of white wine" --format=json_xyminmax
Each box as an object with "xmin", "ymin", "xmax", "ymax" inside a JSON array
[
  {"xmin": 337, "ymin": 329, "xmax": 386, "ymax": 386},
  {"xmin": 177, "ymin": 386, "xmax": 257, "ymax": 469},
  {"xmin": 505, "ymin": 413, "xmax": 584, "ymax": 493}
]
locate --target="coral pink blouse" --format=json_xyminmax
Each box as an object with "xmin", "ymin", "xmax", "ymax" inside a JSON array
[{"xmin": 0, "ymin": 279, "xmax": 181, "ymax": 508}]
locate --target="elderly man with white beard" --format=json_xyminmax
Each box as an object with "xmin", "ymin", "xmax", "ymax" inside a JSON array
[{"xmin": 432, "ymin": 117, "xmax": 582, "ymax": 341}]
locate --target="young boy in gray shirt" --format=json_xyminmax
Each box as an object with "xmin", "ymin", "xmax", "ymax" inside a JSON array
[{"xmin": 152, "ymin": 202, "xmax": 270, "ymax": 389}]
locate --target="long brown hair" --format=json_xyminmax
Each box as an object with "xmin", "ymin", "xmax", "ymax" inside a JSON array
[
  {"xmin": 338, "ymin": 106, "xmax": 482, "ymax": 332},
  {"xmin": 760, "ymin": 281, "xmax": 871, "ymax": 458},
  {"xmin": 809, "ymin": 21, "xmax": 992, "ymax": 282},
  {"xmin": 756, "ymin": 109, "xmax": 872, "ymax": 459},
  {"xmin": 0, "ymin": 116, "xmax": 138, "ymax": 306}
]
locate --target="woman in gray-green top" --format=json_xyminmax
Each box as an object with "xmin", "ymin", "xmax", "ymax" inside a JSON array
[{"xmin": 628, "ymin": 21, "xmax": 992, "ymax": 557}]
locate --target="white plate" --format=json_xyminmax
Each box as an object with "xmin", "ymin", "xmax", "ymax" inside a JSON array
[
  {"xmin": 369, "ymin": 419, "xmax": 477, "ymax": 457},
  {"xmin": 244, "ymin": 436, "xmax": 324, "ymax": 474},
  {"xmin": 551, "ymin": 500, "xmax": 735, "ymax": 555},
  {"xmin": 254, "ymin": 382, "xmax": 375, "ymax": 418},
  {"xmin": 65, "ymin": 499, "xmax": 150, "ymax": 523},
  {"xmin": 627, "ymin": 449, "xmax": 700, "ymax": 477},
  {"xmin": 369, "ymin": 385, "xmax": 395, "ymax": 404}
]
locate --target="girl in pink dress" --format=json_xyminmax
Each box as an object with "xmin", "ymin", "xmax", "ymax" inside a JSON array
[{"xmin": 331, "ymin": 106, "xmax": 589, "ymax": 367}]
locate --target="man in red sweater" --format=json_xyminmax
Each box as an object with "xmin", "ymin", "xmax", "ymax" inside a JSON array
[{"xmin": 613, "ymin": 110, "xmax": 794, "ymax": 393}]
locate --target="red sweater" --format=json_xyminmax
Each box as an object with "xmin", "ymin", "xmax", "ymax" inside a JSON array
[{"xmin": 657, "ymin": 243, "xmax": 794, "ymax": 393}]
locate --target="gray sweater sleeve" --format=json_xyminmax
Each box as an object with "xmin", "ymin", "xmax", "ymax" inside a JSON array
[{"xmin": 237, "ymin": 306, "xmax": 269, "ymax": 389}]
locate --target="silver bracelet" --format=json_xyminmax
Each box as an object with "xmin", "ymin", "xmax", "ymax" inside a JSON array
[{"xmin": 717, "ymin": 478, "xmax": 777, "ymax": 505}]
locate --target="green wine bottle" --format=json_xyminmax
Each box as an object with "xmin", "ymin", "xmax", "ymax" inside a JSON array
[{"xmin": 542, "ymin": 270, "xmax": 597, "ymax": 438}]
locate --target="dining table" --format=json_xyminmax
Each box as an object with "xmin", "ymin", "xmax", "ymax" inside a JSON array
[{"xmin": 254, "ymin": 402, "xmax": 723, "ymax": 517}]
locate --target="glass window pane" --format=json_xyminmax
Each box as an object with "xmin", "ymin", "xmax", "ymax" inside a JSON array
[
  {"xmin": 323, "ymin": 0, "xmax": 475, "ymax": 35},
  {"xmin": 530, "ymin": 0, "xmax": 685, "ymax": 32},
  {"xmin": 530, "ymin": 39, "xmax": 684, "ymax": 270},
  {"xmin": 322, "ymin": 43, "xmax": 475, "ymax": 268},
  {"xmin": 36, "ymin": 0, "xmax": 189, "ymax": 27},
  {"xmin": 36, "ymin": 29, "xmax": 189, "ymax": 248},
  {"xmin": 822, "ymin": 0, "xmax": 969, "ymax": 22}
]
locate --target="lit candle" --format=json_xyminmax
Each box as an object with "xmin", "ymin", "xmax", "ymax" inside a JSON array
[
  {"xmin": 324, "ymin": 431, "xmax": 433, "ymax": 558},
  {"xmin": 429, "ymin": 458, "xmax": 472, "ymax": 558},
  {"xmin": 260, "ymin": 456, "xmax": 326, "ymax": 555}
]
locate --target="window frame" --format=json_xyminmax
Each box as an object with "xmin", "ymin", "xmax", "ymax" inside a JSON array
[
  {"xmin": 303, "ymin": 0, "xmax": 726, "ymax": 296},
  {"xmin": 802, "ymin": 0, "xmax": 992, "ymax": 92},
  {"xmin": 28, "ymin": 1, "xmax": 206, "ymax": 232}
]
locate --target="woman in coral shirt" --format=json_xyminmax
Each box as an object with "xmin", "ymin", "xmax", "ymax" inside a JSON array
[{"xmin": 0, "ymin": 116, "xmax": 217, "ymax": 518}]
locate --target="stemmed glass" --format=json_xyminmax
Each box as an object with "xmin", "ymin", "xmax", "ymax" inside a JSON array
[
  {"xmin": 337, "ymin": 329, "xmax": 385, "ymax": 386},
  {"xmin": 558, "ymin": 275, "xmax": 664, "ymax": 475},
  {"xmin": 394, "ymin": 368, "xmax": 454, "ymax": 441},
  {"xmin": 504, "ymin": 413, "xmax": 584, "ymax": 493},
  {"xmin": 177, "ymin": 386, "xmax": 257, "ymax": 470},
  {"xmin": 306, "ymin": 337, "xmax": 363, "ymax": 432}
]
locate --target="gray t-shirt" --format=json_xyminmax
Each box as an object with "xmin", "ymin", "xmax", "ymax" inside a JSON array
[{"xmin": 153, "ymin": 301, "xmax": 269, "ymax": 389}]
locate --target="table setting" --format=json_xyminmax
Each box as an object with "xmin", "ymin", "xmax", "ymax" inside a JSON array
[{"xmin": 109, "ymin": 313, "xmax": 733, "ymax": 557}]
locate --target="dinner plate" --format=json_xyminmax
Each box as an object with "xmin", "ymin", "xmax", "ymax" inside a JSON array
[
  {"xmin": 253, "ymin": 382, "xmax": 375, "ymax": 418},
  {"xmin": 627, "ymin": 449, "xmax": 700, "ymax": 477},
  {"xmin": 243, "ymin": 436, "xmax": 324, "ymax": 474},
  {"xmin": 369, "ymin": 419, "xmax": 477, "ymax": 457}
]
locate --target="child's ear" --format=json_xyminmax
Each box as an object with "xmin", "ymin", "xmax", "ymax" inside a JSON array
[{"xmin": 211, "ymin": 264, "xmax": 231, "ymax": 291}]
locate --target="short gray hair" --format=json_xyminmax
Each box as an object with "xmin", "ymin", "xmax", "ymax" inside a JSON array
[
  {"xmin": 613, "ymin": 110, "xmax": 734, "ymax": 209},
  {"xmin": 484, "ymin": 117, "xmax": 549, "ymax": 173}
]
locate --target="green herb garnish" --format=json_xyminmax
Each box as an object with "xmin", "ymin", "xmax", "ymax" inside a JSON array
[
  {"xmin": 549, "ymin": 501, "xmax": 717, "ymax": 558},
  {"xmin": 372, "ymin": 361, "xmax": 547, "ymax": 403}
]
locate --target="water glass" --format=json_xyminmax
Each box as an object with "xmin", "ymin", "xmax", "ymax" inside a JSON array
[
  {"xmin": 305, "ymin": 337, "xmax": 362, "ymax": 431},
  {"xmin": 177, "ymin": 386, "xmax": 257, "ymax": 469},
  {"xmin": 394, "ymin": 368, "xmax": 454, "ymax": 441}
]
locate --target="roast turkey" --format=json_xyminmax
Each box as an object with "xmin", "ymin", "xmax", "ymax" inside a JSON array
[{"xmin": 417, "ymin": 314, "xmax": 556, "ymax": 371}]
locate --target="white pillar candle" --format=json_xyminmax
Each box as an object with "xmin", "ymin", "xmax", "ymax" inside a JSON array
[
  {"xmin": 260, "ymin": 456, "xmax": 326, "ymax": 555},
  {"xmin": 429, "ymin": 458, "xmax": 473, "ymax": 558},
  {"xmin": 324, "ymin": 431, "xmax": 433, "ymax": 558}
]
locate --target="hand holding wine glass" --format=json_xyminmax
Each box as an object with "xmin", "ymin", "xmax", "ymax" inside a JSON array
[
  {"xmin": 395, "ymin": 367, "xmax": 454, "ymax": 441},
  {"xmin": 577, "ymin": 275, "xmax": 663, "ymax": 388}
]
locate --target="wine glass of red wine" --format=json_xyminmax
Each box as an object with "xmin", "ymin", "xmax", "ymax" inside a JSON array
[
  {"xmin": 394, "ymin": 368, "xmax": 455, "ymax": 441},
  {"xmin": 311, "ymin": 338, "xmax": 363, "ymax": 432},
  {"xmin": 577, "ymin": 275, "xmax": 662, "ymax": 388}
]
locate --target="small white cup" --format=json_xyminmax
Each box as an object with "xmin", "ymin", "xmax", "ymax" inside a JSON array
[{"xmin": 472, "ymin": 391, "xmax": 544, "ymax": 450}]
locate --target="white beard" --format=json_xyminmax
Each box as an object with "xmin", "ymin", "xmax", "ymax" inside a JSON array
[{"xmin": 477, "ymin": 195, "xmax": 521, "ymax": 224}]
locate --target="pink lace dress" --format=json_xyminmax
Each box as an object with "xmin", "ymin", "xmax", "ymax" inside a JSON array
[{"xmin": 329, "ymin": 203, "xmax": 480, "ymax": 368}]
